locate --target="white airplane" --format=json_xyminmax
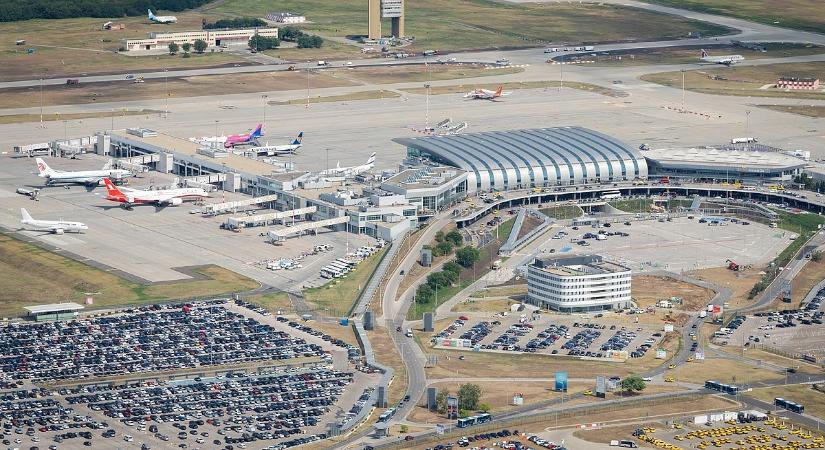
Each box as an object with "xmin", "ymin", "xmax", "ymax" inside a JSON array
[
  {"xmin": 249, "ymin": 132, "xmax": 304, "ymax": 156},
  {"xmin": 103, "ymin": 178, "xmax": 209, "ymax": 209},
  {"xmin": 463, "ymin": 86, "xmax": 511, "ymax": 101},
  {"xmin": 20, "ymin": 208, "xmax": 87, "ymax": 234},
  {"xmin": 36, "ymin": 158, "xmax": 132, "ymax": 187},
  {"xmin": 320, "ymin": 152, "xmax": 376, "ymax": 177},
  {"xmin": 700, "ymin": 49, "xmax": 744, "ymax": 66},
  {"xmin": 148, "ymin": 9, "xmax": 177, "ymax": 23}
]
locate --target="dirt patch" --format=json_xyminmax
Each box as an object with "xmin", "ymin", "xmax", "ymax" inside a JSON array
[
  {"xmin": 633, "ymin": 275, "xmax": 715, "ymax": 311},
  {"xmin": 369, "ymin": 326, "xmax": 407, "ymax": 404},
  {"xmin": 470, "ymin": 284, "xmax": 528, "ymax": 299},
  {"xmin": 451, "ymin": 298, "xmax": 519, "ymax": 313},
  {"xmin": 687, "ymin": 267, "xmax": 764, "ymax": 309},
  {"xmin": 516, "ymin": 215, "xmax": 544, "ymax": 241},
  {"xmin": 0, "ymin": 70, "xmax": 355, "ymax": 109},
  {"xmin": 669, "ymin": 357, "xmax": 783, "ymax": 385}
]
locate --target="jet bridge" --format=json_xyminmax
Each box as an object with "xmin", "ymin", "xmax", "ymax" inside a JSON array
[
  {"xmin": 225, "ymin": 206, "xmax": 317, "ymax": 229},
  {"xmin": 201, "ymin": 194, "xmax": 279, "ymax": 216},
  {"xmin": 267, "ymin": 216, "xmax": 349, "ymax": 243}
]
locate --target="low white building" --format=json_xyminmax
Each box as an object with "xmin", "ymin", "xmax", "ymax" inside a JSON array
[
  {"xmin": 123, "ymin": 27, "xmax": 278, "ymax": 52},
  {"xmin": 266, "ymin": 12, "xmax": 306, "ymax": 24},
  {"xmin": 526, "ymin": 254, "xmax": 632, "ymax": 312}
]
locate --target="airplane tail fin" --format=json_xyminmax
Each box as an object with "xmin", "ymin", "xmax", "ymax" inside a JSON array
[
  {"xmin": 35, "ymin": 158, "xmax": 54, "ymax": 177},
  {"xmin": 251, "ymin": 124, "xmax": 263, "ymax": 139},
  {"xmin": 494, "ymin": 86, "xmax": 503, "ymax": 97},
  {"xmin": 102, "ymin": 178, "xmax": 124, "ymax": 198},
  {"xmin": 293, "ymin": 132, "xmax": 303, "ymax": 145},
  {"xmin": 366, "ymin": 152, "xmax": 376, "ymax": 166},
  {"xmin": 20, "ymin": 208, "xmax": 33, "ymax": 222},
  {"xmin": 148, "ymin": 9, "xmax": 155, "ymax": 19},
  {"xmin": 700, "ymin": 49, "xmax": 708, "ymax": 58}
]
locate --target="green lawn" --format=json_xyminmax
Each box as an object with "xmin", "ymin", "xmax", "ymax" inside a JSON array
[
  {"xmin": 640, "ymin": 0, "xmax": 825, "ymax": 35},
  {"xmin": 540, "ymin": 205, "xmax": 583, "ymax": 220},
  {"xmin": 609, "ymin": 198, "xmax": 692, "ymax": 213},
  {"xmin": 0, "ymin": 232, "xmax": 259, "ymax": 317},
  {"xmin": 641, "ymin": 62, "xmax": 825, "ymax": 100},
  {"xmin": 773, "ymin": 211, "xmax": 825, "ymax": 267},
  {"xmin": 758, "ymin": 105, "xmax": 825, "ymax": 118},
  {"xmin": 303, "ymin": 247, "xmax": 387, "ymax": 317},
  {"xmin": 210, "ymin": 0, "xmax": 729, "ymax": 54},
  {"xmin": 496, "ymin": 217, "xmax": 516, "ymax": 242}
]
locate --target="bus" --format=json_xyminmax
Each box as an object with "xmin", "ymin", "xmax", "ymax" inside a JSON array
[
  {"xmin": 600, "ymin": 190, "xmax": 621, "ymax": 200},
  {"xmin": 378, "ymin": 408, "xmax": 396, "ymax": 422},
  {"xmin": 704, "ymin": 380, "xmax": 721, "ymax": 391},
  {"xmin": 456, "ymin": 417, "xmax": 476, "ymax": 428}
]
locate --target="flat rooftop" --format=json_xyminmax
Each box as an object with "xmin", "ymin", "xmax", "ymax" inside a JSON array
[
  {"xmin": 533, "ymin": 254, "xmax": 629, "ymax": 277},
  {"xmin": 644, "ymin": 147, "xmax": 807, "ymax": 170},
  {"xmin": 110, "ymin": 130, "xmax": 283, "ymax": 177},
  {"xmin": 24, "ymin": 302, "xmax": 85, "ymax": 314},
  {"xmin": 383, "ymin": 166, "xmax": 467, "ymax": 190}
]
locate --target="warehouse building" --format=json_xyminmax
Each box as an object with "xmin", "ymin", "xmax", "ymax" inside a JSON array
[
  {"xmin": 395, "ymin": 127, "xmax": 648, "ymax": 193},
  {"xmin": 527, "ymin": 255, "xmax": 632, "ymax": 312},
  {"xmin": 123, "ymin": 27, "xmax": 278, "ymax": 52},
  {"xmin": 643, "ymin": 146, "xmax": 807, "ymax": 182}
]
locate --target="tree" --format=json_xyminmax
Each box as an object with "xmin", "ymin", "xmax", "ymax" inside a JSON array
[
  {"xmin": 435, "ymin": 241, "xmax": 453, "ymax": 256},
  {"xmin": 455, "ymin": 246, "xmax": 480, "ymax": 268},
  {"xmin": 458, "ymin": 383, "xmax": 481, "ymax": 411},
  {"xmin": 248, "ymin": 34, "xmax": 279, "ymax": 51},
  {"xmin": 435, "ymin": 390, "xmax": 449, "ymax": 413},
  {"xmin": 279, "ymin": 26, "xmax": 305, "ymax": 41},
  {"xmin": 435, "ymin": 231, "xmax": 446, "ymax": 243},
  {"xmin": 621, "ymin": 374, "xmax": 646, "ymax": 395},
  {"xmin": 427, "ymin": 272, "xmax": 449, "ymax": 290},
  {"xmin": 446, "ymin": 230, "xmax": 464, "ymax": 247},
  {"xmin": 203, "ymin": 17, "xmax": 266, "ymax": 29},
  {"xmin": 399, "ymin": 424, "xmax": 409, "ymax": 433},
  {"xmin": 442, "ymin": 261, "xmax": 462, "ymax": 276},
  {"xmin": 193, "ymin": 39, "xmax": 208, "ymax": 53},
  {"xmin": 297, "ymin": 34, "xmax": 323, "ymax": 48},
  {"xmin": 181, "ymin": 42, "xmax": 191, "ymax": 53},
  {"xmin": 416, "ymin": 284, "xmax": 434, "ymax": 304},
  {"xmin": 168, "ymin": 42, "xmax": 179, "ymax": 54},
  {"xmin": 812, "ymin": 250, "xmax": 823, "ymax": 262},
  {"xmin": 441, "ymin": 269, "xmax": 458, "ymax": 285},
  {"xmin": 478, "ymin": 403, "xmax": 491, "ymax": 413}
]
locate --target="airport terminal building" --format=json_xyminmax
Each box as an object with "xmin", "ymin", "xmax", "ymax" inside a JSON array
[
  {"xmin": 643, "ymin": 146, "xmax": 807, "ymax": 183},
  {"xmin": 526, "ymin": 254, "xmax": 632, "ymax": 312},
  {"xmin": 395, "ymin": 127, "xmax": 648, "ymax": 193}
]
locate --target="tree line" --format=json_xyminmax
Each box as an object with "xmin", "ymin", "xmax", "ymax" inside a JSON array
[
  {"xmin": 203, "ymin": 17, "xmax": 265, "ymax": 29},
  {"xmin": 416, "ymin": 230, "xmax": 480, "ymax": 305},
  {"xmin": 0, "ymin": 0, "xmax": 209, "ymax": 22}
]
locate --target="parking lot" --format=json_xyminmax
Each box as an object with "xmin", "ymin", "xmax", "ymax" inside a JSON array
[
  {"xmin": 532, "ymin": 216, "xmax": 789, "ymax": 273},
  {"xmin": 431, "ymin": 310, "xmax": 666, "ymax": 361},
  {"xmin": 637, "ymin": 415, "xmax": 825, "ymax": 450},
  {"xmin": 0, "ymin": 155, "xmax": 373, "ymax": 289},
  {"xmin": 723, "ymin": 299, "xmax": 825, "ymax": 359},
  {"xmin": 0, "ymin": 300, "xmax": 379, "ymax": 450}
]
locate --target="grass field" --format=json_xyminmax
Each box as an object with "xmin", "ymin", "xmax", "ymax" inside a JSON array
[
  {"xmin": 339, "ymin": 65, "xmax": 522, "ymax": 85},
  {"xmin": 609, "ymin": 198, "xmax": 692, "ymax": 213},
  {"xmin": 640, "ymin": 0, "xmax": 825, "ymax": 35},
  {"xmin": 303, "ymin": 247, "xmax": 387, "ymax": 317},
  {"xmin": 269, "ymin": 90, "xmax": 401, "ymax": 106},
  {"xmin": 0, "ymin": 232, "xmax": 259, "ymax": 317},
  {"xmin": 773, "ymin": 211, "xmax": 825, "ymax": 267},
  {"xmin": 748, "ymin": 384, "xmax": 825, "ymax": 419},
  {"xmin": 0, "ymin": 70, "xmax": 353, "ymax": 109},
  {"xmin": 209, "ymin": 0, "xmax": 729, "ymax": 53},
  {"xmin": 0, "ymin": 13, "xmax": 245, "ymax": 81},
  {"xmin": 469, "ymin": 285, "xmax": 528, "ymax": 299},
  {"xmin": 668, "ymin": 357, "xmax": 782, "ymax": 385},
  {"xmin": 451, "ymin": 298, "xmax": 519, "ymax": 313},
  {"xmin": 758, "ymin": 105, "xmax": 825, "ymax": 118},
  {"xmin": 641, "ymin": 62, "xmax": 825, "ymax": 100},
  {"xmin": 585, "ymin": 43, "xmax": 824, "ymax": 67},
  {"xmin": 539, "ymin": 205, "xmax": 583, "ymax": 220},
  {"xmin": 402, "ymin": 80, "xmax": 626, "ymax": 98},
  {"xmin": 0, "ymin": 109, "xmax": 161, "ymax": 125},
  {"xmin": 243, "ymin": 291, "xmax": 292, "ymax": 313}
]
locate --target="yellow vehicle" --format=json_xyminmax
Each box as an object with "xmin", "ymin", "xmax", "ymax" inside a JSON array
[
  {"xmin": 582, "ymin": 389, "xmax": 592, "ymax": 396},
  {"xmin": 687, "ymin": 357, "xmax": 694, "ymax": 362},
  {"xmin": 668, "ymin": 364, "xmax": 676, "ymax": 369},
  {"xmin": 665, "ymin": 376, "xmax": 675, "ymax": 382}
]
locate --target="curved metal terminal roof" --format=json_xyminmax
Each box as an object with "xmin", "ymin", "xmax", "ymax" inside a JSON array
[{"xmin": 394, "ymin": 127, "xmax": 647, "ymax": 191}]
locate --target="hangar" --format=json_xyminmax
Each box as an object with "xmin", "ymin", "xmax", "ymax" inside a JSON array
[{"xmin": 394, "ymin": 127, "xmax": 648, "ymax": 193}]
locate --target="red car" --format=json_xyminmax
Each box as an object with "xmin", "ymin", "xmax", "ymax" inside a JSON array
[{"xmin": 459, "ymin": 316, "xmax": 469, "ymax": 321}]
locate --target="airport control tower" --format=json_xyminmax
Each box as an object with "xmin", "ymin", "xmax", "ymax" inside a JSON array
[{"xmin": 368, "ymin": 0, "xmax": 404, "ymax": 39}]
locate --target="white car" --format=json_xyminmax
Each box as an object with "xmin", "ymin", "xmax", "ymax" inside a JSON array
[
  {"xmin": 124, "ymin": 435, "xmax": 134, "ymax": 442},
  {"xmin": 642, "ymin": 377, "xmax": 653, "ymax": 382}
]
